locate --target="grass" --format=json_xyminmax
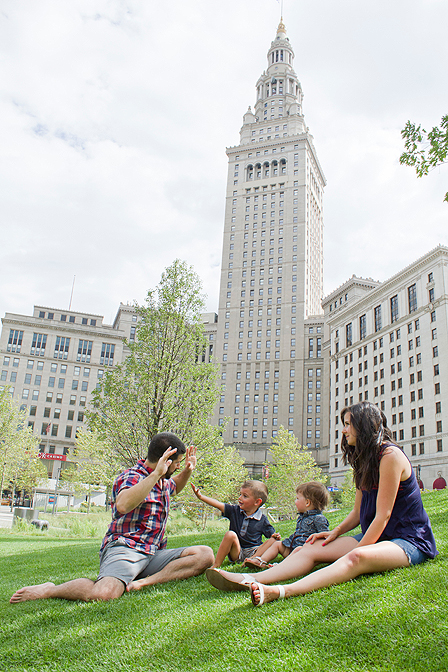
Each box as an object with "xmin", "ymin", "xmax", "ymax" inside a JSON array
[{"xmin": 1, "ymin": 490, "xmax": 447, "ymax": 672}]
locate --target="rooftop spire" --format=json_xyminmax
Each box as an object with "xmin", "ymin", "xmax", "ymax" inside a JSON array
[{"xmin": 277, "ymin": 17, "xmax": 286, "ymax": 38}]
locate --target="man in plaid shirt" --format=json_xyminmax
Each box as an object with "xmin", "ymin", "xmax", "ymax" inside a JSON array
[{"xmin": 10, "ymin": 433, "xmax": 214, "ymax": 604}]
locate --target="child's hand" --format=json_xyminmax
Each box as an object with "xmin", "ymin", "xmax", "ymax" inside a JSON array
[
  {"xmin": 272, "ymin": 532, "xmax": 281, "ymax": 540},
  {"xmin": 191, "ymin": 483, "xmax": 202, "ymax": 500}
]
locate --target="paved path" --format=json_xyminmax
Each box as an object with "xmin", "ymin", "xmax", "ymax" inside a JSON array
[{"xmin": 0, "ymin": 506, "xmax": 13, "ymax": 529}]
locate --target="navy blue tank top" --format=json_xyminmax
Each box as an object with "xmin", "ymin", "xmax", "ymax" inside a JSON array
[{"xmin": 360, "ymin": 449, "xmax": 438, "ymax": 559}]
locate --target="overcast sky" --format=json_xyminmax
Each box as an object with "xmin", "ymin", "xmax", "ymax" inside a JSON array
[{"xmin": 1, "ymin": 0, "xmax": 447, "ymax": 324}]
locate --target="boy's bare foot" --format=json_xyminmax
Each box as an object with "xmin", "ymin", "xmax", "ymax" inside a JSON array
[
  {"xmin": 243, "ymin": 556, "xmax": 273, "ymax": 570},
  {"xmin": 10, "ymin": 582, "xmax": 56, "ymax": 604}
]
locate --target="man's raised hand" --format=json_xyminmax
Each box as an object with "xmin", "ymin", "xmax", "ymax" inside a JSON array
[
  {"xmin": 154, "ymin": 447, "xmax": 177, "ymax": 479},
  {"xmin": 184, "ymin": 445, "xmax": 197, "ymax": 472}
]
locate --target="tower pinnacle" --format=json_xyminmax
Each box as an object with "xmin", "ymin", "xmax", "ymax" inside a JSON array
[{"xmin": 276, "ymin": 17, "xmax": 286, "ymax": 38}]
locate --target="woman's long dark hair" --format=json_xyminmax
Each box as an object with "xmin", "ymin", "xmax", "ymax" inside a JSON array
[{"xmin": 341, "ymin": 401, "xmax": 394, "ymax": 490}]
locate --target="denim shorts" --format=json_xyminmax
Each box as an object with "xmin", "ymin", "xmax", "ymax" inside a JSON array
[{"xmin": 351, "ymin": 533, "xmax": 429, "ymax": 566}]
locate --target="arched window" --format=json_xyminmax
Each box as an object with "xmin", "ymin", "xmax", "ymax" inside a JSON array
[
  {"xmin": 247, "ymin": 164, "xmax": 254, "ymax": 180},
  {"xmin": 272, "ymin": 160, "xmax": 278, "ymax": 176},
  {"xmin": 255, "ymin": 163, "xmax": 262, "ymax": 179},
  {"xmin": 280, "ymin": 158, "xmax": 287, "ymax": 175},
  {"xmin": 264, "ymin": 161, "xmax": 270, "ymax": 177}
]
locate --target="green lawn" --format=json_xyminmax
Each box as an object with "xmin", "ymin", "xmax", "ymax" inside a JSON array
[{"xmin": 1, "ymin": 490, "xmax": 447, "ymax": 672}]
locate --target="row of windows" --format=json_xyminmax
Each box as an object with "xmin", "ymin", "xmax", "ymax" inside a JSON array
[
  {"xmin": 341, "ymin": 283, "xmax": 435, "ymax": 347},
  {"xmin": 247, "ymin": 160, "xmax": 287, "ymax": 180},
  {"xmin": 38, "ymin": 422, "xmax": 81, "ymax": 438},
  {"xmin": 36, "ymin": 408, "xmax": 85, "ymax": 421},
  {"xmin": 18, "ymin": 379, "xmax": 91, "ymax": 400},
  {"xmin": 29, "ymin": 401, "xmax": 86, "ymax": 416},
  {"xmin": 38, "ymin": 444, "xmax": 70, "ymax": 457},
  {"xmin": 7, "ymin": 331, "xmax": 115, "ymax": 365},
  {"xmin": 37, "ymin": 310, "xmax": 97, "ymax": 326},
  {"xmin": 2, "ymin": 355, "xmax": 105, "ymax": 377},
  {"xmin": 232, "ymin": 416, "xmax": 291, "ymax": 425},
  {"xmin": 335, "ymin": 381, "xmax": 442, "ymax": 414},
  {"xmin": 336, "ymin": 315, "xmax": 435, "ymax": 355},
  {"xmin": 0, "ymin": 367, "xmax": 96, "ymax": 384},
  {"xmin": 231, "ymin": 429, "xmax": 284, "ymax": 440}
]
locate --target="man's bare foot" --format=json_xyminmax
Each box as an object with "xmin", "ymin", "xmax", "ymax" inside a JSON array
[
  {"xmin": 126, "ymin": 578, "xmax": 152, "ymax": 592},
  {"xmin": 10, "ymin": 582, "xmax": 56, "ymax": 604},
  {"xmin": 250, "ymin": 582, "xmax": 284, "ymax": 606}
]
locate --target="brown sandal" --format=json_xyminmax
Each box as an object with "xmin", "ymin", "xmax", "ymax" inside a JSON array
[{"xmin": 243, "ymin": 556, "xmax": 273, "ymax": 570}]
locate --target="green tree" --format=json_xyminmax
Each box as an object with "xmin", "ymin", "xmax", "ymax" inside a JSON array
[
  {"xmin": 400, "ymin": 115, "xmax": 448, "ymax": 202},
  {"xmin": 179, "ymin": 439, "xmax": 248, "ymax": 529},
  {"xmin": 340, "ymin": 467, "xmax": 357, "ymax": 509},
  {"xmin": 88, "ymin": 260, "xmax": 222, "ymax": 467},
  {"xmin": 264, "ymin": 426, "xmax": 323, "ymax": 518},
  {"xmin": 11, "ymin": 449, "xmax": 47, "ymax": 506},
  {"xmin": 61, "ymin": 428, "xmax": 121, "ymax": 512},
  {"xmin": 0, "ymin": 387, "xmax": 43, "ymax": 507}
]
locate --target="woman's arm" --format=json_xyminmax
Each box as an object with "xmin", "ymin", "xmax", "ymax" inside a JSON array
[{"xmin": 357, "ymin": 448, "xmax": 406, "ymax": 547}]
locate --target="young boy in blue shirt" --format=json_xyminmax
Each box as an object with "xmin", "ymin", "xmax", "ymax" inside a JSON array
[{"xmin": 191, "ymin": 480, "xmax": 279, "ymax": 568}]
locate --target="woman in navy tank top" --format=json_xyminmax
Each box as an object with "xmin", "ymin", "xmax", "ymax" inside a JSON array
[{"xmin": 206, "ymin": 402, "xmax": 437, "ymax": 606}]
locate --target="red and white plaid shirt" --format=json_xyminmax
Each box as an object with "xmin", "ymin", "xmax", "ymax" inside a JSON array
[{"xmin": 100, "ymin": 459, "xmax": 176, "ymax": 555}]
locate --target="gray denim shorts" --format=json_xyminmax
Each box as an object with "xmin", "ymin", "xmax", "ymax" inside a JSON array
[
  {"xmin": 234, "ymin": 546, "xmax": 259, "ymax": 563},
  {"xmin": 98, "ymin": 541, "xmax": 186, "ymax": 585},
  {"xmin": 351, "ymin": 533, "xmax": 429, "ymax": 566}
]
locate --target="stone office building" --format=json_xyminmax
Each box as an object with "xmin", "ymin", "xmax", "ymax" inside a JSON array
[
  {"xmin": 324, "ymin": 245, "xmax": 448, "ymax": 487},
  {"xmin": 213, "ymin": 20, "xmax": 328, "ymax": 473},
  {"xmin": 0, "ymin": 303, "xmax": 135, "ymax": 477}
]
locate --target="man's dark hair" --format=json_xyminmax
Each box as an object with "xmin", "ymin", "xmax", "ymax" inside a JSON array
[{"xmin": 147, "ymin": 432, "xmax": 186, "ymax": 463}]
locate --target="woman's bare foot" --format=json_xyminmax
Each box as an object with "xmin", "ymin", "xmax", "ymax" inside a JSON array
[
  {"xmin": 206, "ymin": 568, "xmax": 255, "ymax": 591},
  {"xmin": 250, "ymin": 582, "xmax": 284, "ymax": 606},
  {"xmin": 10, "ymin": 582, "xmax": 56, "ymax": 604}
]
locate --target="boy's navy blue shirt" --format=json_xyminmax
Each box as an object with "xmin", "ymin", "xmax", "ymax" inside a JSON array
[{"xmin": 223, "ymin": 503, "xmax": 275, "ymax": 548}]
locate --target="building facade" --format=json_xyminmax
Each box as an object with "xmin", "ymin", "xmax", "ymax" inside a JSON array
[
  {"xmin": 324, "ymin": 246, "xmax": 448, "ymax": 487},
  {"xmin": 213, "ymin": 20, "xmax": 327, "ymax": 473},
  {"xmin": 0, "ymin": 303, "xmax": 136, "ymax": 477}
]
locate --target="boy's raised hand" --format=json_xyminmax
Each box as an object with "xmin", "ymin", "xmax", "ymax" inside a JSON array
[{"xmin": 191, "ymin": 483, "xmax": 202, "ymax": 500}]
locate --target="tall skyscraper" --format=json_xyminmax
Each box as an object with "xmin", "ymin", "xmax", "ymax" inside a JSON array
[{"xmin": 214, "ymin": 20, "xmax": 326, "ymax": 472}]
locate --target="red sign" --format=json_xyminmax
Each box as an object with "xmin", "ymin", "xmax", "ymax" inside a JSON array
[{"xmin": 38, "ymin": 453, "xmax": 67, "ymax": 461}]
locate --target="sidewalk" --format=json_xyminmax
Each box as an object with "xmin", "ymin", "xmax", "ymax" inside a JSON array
[{"xmin": 0, "ymin": 505, "xmax": 13, "ymax": 529}]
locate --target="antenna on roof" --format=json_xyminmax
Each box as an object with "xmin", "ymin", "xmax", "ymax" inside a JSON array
[{"xmin": 68, "ymin": 275, "xmax": 76, "ymax": 310}]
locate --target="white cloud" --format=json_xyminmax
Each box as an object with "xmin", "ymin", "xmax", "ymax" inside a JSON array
[{"xmin": 0, "ymin": 0, "xmax": 447, "ymax": 322}]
